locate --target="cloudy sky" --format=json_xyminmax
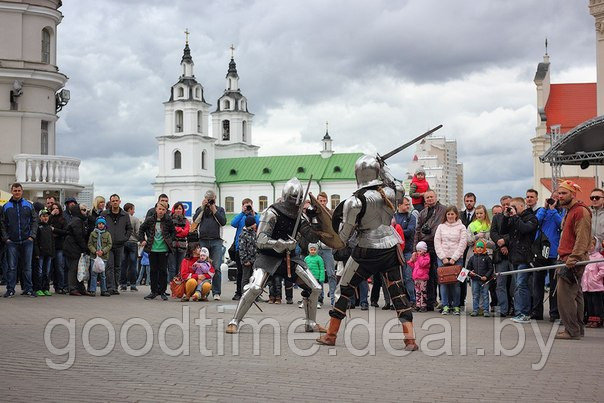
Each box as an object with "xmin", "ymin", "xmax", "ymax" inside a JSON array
[{"xmin": 55, "ymin": 0, "xmax": 597, "ymax": 212}]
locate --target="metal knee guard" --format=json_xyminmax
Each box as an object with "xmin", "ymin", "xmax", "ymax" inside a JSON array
[
  {"xmin": 229, "ymin": 268, "xmax": 269, "ymax": 327},
  {"xmin": 334, "ymin": 258, "xmax": 358, "ymax": 301},
  {"xmin": 295, "ymin": 265, "xmax": 321, "ymax": 329}
]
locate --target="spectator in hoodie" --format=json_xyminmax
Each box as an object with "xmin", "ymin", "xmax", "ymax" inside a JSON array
[
  {"xmin": 120, "ymin": 203, "xmax": 141, "ymax": 291},
  {"xmin": 467, "ymin": 240, "xmax": 494, "ymax": 317},
  {"xmin": 590, "ymin": 188, "xmax": 604, "ymax": 241},
  {"xmin": 168, "ymin": 202, "xmax": 190, "ymax": 282},
  {"xmin": 434, "ymin": 205, "xmax": 467, "ymax": 315},
  {"xmin": 62, "ymin": 204, "xmax": 88, "ymax": 296},
  {"xmin": 34, "ymin": 209, "xmax": 54, "ymax": 296},
  {"xmin": 501, "ymin": 197, "xmax": 538, "ymax": 324},
  {"xmin": 230, "ymin": 198, "xmax": 260, "ymax": 300},
  {"xmin": 414, "ymin": 190, "xmax": 447, "ymax": 311},
  {"xmin": 49, "ymin": 202, "xmax": 69, "ymax": 294},
  {"xmin": 180, "ymin": 243, "xmax": 214, "ymax": 302},
  {"xmin": 1, "ymin": 183, "xmax": 38, "ymax": 298},
  {"xmin": 88, "ymin": 216, "xmax": 112, "ymax": 297},
  {"xmin": 582, "ymin": 236, "xmax": 604, "ymax": 328},
  {"xmin": 101, "ymin": 194, "xmax": 133, "ymax": 295},
  {"xmin": 238, "ymin": 215, "xmax": 257, "ymax": 292},
  {"xmin": 409, "ymin": 167, "xmax": 429, "ymax": 212},
  {"xmin": 531, "ymin": 192, "xmax": 563, "ymax": 321},
  {"xmin": 191, "ymin": 190, "xmax": 226, "ymax": 300},
  {"xmin": 409, "ymin": 241, "xmax": 430, "ymax": 311}
]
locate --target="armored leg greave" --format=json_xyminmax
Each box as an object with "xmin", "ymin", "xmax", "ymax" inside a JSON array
[
  {"xmin": 228, "ymin": 268, "xmax": 270, "ymax": 327},
  {"xmin": 294, "ymin": 265, "xmax": 322, "ymax": 331}
]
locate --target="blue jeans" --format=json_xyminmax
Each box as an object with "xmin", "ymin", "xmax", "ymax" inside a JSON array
[
  {"xmin": 6, "ymin": 239, "xmax": 33, "ymax": 293},
  {"xmin": 318, "ymin": 248, "xmax": 336, "ymax": 305},
  {"xmin": 351, "ymin": 280, "xmax": 369, "ymax": 307},
  {"xmin": 120, "ymin": 241, "xmax": 138, "ymax": 286},
  {"xmin": 136, "ymin": 264, "xmax": 150, "ymax": 286},
  {"xmin": 437, "ymin": 258, "xmax": 462, "ymax": 308},
  {"xmin": 199, "ymin": 239, "xmax": 224, "ymax": 296},
  {"xmin": 89, "ymin": 261, "xmax": 107, "ymax": 293},
  {"xmin": 53, "ymin": 249, "xmax": 66, "ymax": 291},
  {"xmin": 403, "ymin": 252, "xmax": 416, "ymax": 304},
  {"xmin": 495, "ymin": 259, "xmax": 513, "ymax": 314},
  {"xmin": 168, "ymin": 248, "xmax": 186, "ymax": 281},
  {"xmin": 36, "ymin": 256, "xmax": 53, "ymax": 292},
  {"xmin": 513, "ymin": 264, "xmax": 530, "ymax": 316},
  {"xmin": 471, "ymin": 279, "xmax": 489, "ymax": 313}
]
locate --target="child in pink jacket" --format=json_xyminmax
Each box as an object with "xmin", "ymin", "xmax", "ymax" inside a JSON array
[
  {"xmin": 409, "ymin": 241, "xmax": 430, "ymax": 311},
  {"xmin": 582, "ymin": 237, "xmax": 604, "ymax": 328}
]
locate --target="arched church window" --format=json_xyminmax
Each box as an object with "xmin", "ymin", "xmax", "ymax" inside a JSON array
[
  {"xmin": 259, "ymin": 196, "xmax": 268, "ymax": 211},
  {"xmin": 241, "ymin": 100, "xmax": 246, "ymax": 110},
  {"xmin": 41, "ymin": 28, "xmax": 51, "ymax": 64},
  {"xmin": 228, "ymin": 78, "xmax": 232, "ymax": 89},
  {"xmin": 333, "ymin": 166, "xmax": 341, "ymax": 173},
  {"xmin": 173, "ymin": 150, "xmax": 182, "ymax": 169},
  {"xmin": 229, "ymin": 169, "xmax": 237, "ymax": 176},
  {"xmin": 242, "ymin": 121, "xmax": 246, "ymax": 142},
  {"xmin": 175, "ymin": 110, "xmax": 183, "ymax": 132},
  {"xmin": 225, "ymin": 197, "xmax": 234, "ymax": 213},
  {"xmin": 178, "ymin": 87, "xmax": 184, "ymax": 98},
  {"xmin": 197, "ymin": 111, "xmax": 202, "ymax": 133},
  {"xmin": 223, "ymin": 99, "xmax": 230, "ymax": 110},
  {"xmin": 222, "ymin": 120, "xmax": 230, "ymax": 140},
  {"xmin": 262, "ymin": 167, "xmax": 270, "ymax": 174},
  {"xmin": 330, "ymin": 194, "xmax": 340, "ymax": 210},
  {"xmin": 196, "ymin": 87, "xmax": 201, "ymax": 99},
  {"xmin": 202, "ymin": 150, "xmax": 207, "ymax": 170},
  {"xmin": 297, "ymin": 166, "xmax": 305, "ymax": 173}
]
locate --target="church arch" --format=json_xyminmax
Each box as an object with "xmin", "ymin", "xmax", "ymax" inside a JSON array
[
  {"xmin": 173, "ymin": 150, "xmax": 182, "ymax": 169},
  {"xmin": 41, "ymin": 27, "xmax": 51, "ymax": 64},
  {"xmin": 222, "ymin": 120, "xmax": 230, "ymax": 140},
  {"xmin": 201, "ymin": 150, "xmax": 207, "ymax": 170},
  {"xmin": 242, "ymin": 120, "xmax": 247, "ymax": 142},
  {"xmin": 175, "ymin": 110, "xmax": 183, "ymax": 132},
  {"xmin": 197, "ymin": 111, "xmax": 203, "ymax": 133}
]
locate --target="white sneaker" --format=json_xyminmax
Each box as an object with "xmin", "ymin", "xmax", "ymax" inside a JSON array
[
  {"xmin": 298, "ymin": 302, "xmax": 304, "ymax": 308},
  {"xmin": 317, "ymin": 303, "xmax": 322, "ymax": 309},
  {"xmin": 213, "ymin": 295, "xmax": 221, "ymax": 301}
]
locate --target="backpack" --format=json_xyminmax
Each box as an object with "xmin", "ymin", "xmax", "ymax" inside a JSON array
[{"xmin": 530, "ymin": 213, "xmax": 551, "ymax": 267}]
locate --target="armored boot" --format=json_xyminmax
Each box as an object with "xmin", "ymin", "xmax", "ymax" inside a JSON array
[
  {"xmin": 316, "ymin": 318, "xmax": 341, "ymax": 346},
  {"xmin": 402, "ymin": 322, "xmax": 419, "ymax": 351}
]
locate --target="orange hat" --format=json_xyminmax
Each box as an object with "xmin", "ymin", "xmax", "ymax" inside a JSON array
[{"xmin": 558, "ymin": 179, "xmax": 581, "ymax": 194}]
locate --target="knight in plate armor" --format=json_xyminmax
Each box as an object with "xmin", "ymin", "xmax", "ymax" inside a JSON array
[
  {"xmin": 225, "ymin": 178, "xmax": 326, "ymax": 334},
  {"xmin": 317, "ymin": 154, "xmax": 419, "ymax": 351}
]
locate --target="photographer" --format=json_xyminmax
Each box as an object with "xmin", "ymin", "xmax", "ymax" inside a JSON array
[
  {"xmin": 230, "ymin": 198, "xmax": 260, "ymax": 300},
  {"xmin": 491, "ymin": 196, "xmax": 514, "ymax": 317},
  {"xmin": 501, "ymin": 197, "xmax": 538, "ymax": 324},
  {"xmin": 191, "ymin": 190, "xmax": 226, "ymax": 300},
  {"xmin": 531, "ymin": 192, "xmax": 563, "ymax": 321},
  {"xmin": 413, "ymin": 190, "xmax": 446, "ymax": 311}
]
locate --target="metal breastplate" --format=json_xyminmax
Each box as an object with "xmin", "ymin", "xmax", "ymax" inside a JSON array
[
  {"xmin": 353, "ymin": 188, "xmax": 399, "ymax": 249},
  {"xmin": 258, "ymin": 206, "xmax": 296, "ymax": 257}
]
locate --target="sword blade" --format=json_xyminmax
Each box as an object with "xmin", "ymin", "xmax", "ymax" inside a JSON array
[
  {"xmin": 379, "ymin": 124, "xmax": 443, "ymax": 162},
  {"xmin": 496, "ymin": 259, "xmax": 604, "ymax": 276}
]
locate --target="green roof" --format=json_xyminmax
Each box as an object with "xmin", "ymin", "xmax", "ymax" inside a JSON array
[{"xmin": 215, "ymin": 153, "xmax": 362, "ymax": 183}]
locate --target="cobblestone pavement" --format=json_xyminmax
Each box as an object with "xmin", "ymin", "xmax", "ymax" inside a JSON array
[{"xmin": 0, "ymin": 280, "xmax": 602, "ymax": 402}]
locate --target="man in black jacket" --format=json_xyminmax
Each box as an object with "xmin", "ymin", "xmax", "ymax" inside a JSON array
[
  {"xmin": 101, "ymin": 194, "xmax": 133, "ymax": 295},
  {"xmin": 501, "ymin": 197, "xmax": 538, "ymax": 324},
  {"xmin": 491, "ymin": 196, "xmax": 514, "ymax": 317},
  {"xmin": 146, "ymin": 194, "xmax": 169, "ymax": 219}
]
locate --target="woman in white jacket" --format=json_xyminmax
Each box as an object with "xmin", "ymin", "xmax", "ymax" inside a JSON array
[{"xmin": 434, "ymin": 206, "xmax": 467, "ymax": 315}]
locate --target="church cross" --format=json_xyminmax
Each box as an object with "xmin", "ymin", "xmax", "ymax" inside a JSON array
[
  {"xmin": 230, "ymin": 44, "xmax": 235, "ymax": 58},
  {"xmin": 185, "ymin": 28, "xmax": 190, "ymax": 45}
]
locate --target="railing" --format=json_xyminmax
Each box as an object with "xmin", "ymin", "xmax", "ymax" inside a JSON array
[{"xmin": 14, "ymin": 154, "xmax": 81, "ymax": 186}]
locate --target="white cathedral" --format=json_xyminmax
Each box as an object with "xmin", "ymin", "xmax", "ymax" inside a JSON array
[{"xmin": 153, "ymin": 40, "xmax": 361, "ymax": 219}]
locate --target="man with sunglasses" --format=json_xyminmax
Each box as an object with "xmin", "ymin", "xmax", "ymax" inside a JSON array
[{"xmin": 590, "ymin": 188, "xmax": 604, "ymax": 241}]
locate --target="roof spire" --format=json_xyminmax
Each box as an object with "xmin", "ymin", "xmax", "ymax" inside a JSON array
[
  {"xmin": 323, "ymin": 121, "xmax": 331, "ymax": 140},
  {"xmin": 230, "ymin": 44, "xmax": 235, "ymax": 59},
  {"xmin": 181, "ymin": 30, "xmax": 193, "ymax": 64},
  {"xmin": 227, "ymin": 44, "xmax": 238, "ymax": 77}
]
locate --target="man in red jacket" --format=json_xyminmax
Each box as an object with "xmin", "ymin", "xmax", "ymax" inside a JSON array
[{"xmin": 555, "ymin": 180, "xmax": 592, "ymax": 340}]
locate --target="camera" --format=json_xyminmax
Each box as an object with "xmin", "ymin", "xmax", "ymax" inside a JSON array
[
  {"xmin": 245, "ymin": 205, "xmax": 252, "ymax": 212},
  {"xmin": 421, "ymin": 223, "xmax": 431, "ymax": 235},
  {"xmin": 208, "ymin": 199, "xmax": 215, "ymax": 205},
  {"xmin": 505, "ymin": 207, "xmax": 513, "ymax": 213},
  {"xmin": 546, "ymin": 198, "xmax": 555, "ymax": 205}
]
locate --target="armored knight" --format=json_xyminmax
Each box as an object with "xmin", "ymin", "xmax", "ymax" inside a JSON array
[
  {"xmin": 317, "ymin": 154, "xmax": 419, "ymax": 351},
  {"xmin": 226, "ymin": 178, "xmax": 326, "ymax": 334}
]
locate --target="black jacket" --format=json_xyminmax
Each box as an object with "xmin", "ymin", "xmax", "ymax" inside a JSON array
[
  {"xmin": 138, "ymin": 213, "xmax": 176, "ymax": 254},
  {"xmin": 63, "ymin": 207, "xmax": 88, "ymax": 259},
  {"xmin": 466, "ymin": 253, "xmax": 494, "ymax": 281},
  {"xmin": 101, "ymin": 208, "xmax": 133, "ymax": 247},
  {"xmin": 192, "ymin": 205, "xmax": 226, "ymax": 240},
  {"xmin": 501, "ymin": 209, "xmax": 538, "ymax": 265},
  {"xmin": 489, "ymin": 213, "xmax": 509, "ymax": 263},
  {"xmin": 35, "ymin": 222, "xmax": 55, "ymax": 257},
  {"xmin": 461, "ymin": 210, "xmax": 475, "ymax": 228},
  {"xmin": 49, "ymin": 213, "xmax": 68, "ymax": 251}
]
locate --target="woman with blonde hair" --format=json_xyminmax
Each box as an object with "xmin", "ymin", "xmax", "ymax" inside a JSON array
[
  {"xmin": 91, "ymin": 196, "xmax": 106, "ymax": 221},
  {"xmin": 467, "ymin": 205, "xmax": 495, "ymax": 259}
]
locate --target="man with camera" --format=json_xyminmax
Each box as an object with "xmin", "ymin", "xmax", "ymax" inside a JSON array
[
  {"xmin": 590, "ymin": 188, "xmax": 604, "ymax": 241},
  {"xmin": 491, "ymin": 196, "xmax": 514, "ymax": 317},
  {"xmin": 500, "ymin": 197, "xmax": 538, "ymax": 324},
  {"xmin": 192, "ymin": 190, "xmax": 226, "ymax": 300},
  {"xmin": 230, "ymin": 198, "xmax": 260, "ymax": 300},
  {"xmin": 531, "ymin": 192, "xmax": 563, "ymax": 321},
  {"xmin": 413, "ymin": 189, "xmax": 446, "ymax": 311}
]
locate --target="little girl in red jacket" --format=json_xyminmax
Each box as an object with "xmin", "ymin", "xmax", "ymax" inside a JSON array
[
  {"xmin": 181, "ymin": 245, "xmax": 214, "ymax": 301},
  {"xmin": 408, "ymin": 241, "xmax": 430, "ymax": 311}
]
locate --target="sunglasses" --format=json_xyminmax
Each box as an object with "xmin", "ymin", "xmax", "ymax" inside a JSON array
[{"xmin": 590, "ymin": 196, "xmax": 602, "ymax": 201}]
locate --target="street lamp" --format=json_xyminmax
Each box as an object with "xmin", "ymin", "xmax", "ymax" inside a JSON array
[{"xmin": 55, "ymin": 88, "xmax": 70, "ymax": 112}]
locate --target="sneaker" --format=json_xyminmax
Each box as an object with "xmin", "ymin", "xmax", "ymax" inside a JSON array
[
  {"xmin": 483, "ymin": 312, "xmax": 491, "ymax": 317},
  {"xmin": 511, "ymin": 314, "xmax": 530, "ymax": 324},
  {"xmin": 470, "ymin": 311, "xmax": 478, "ymax": 317},
  {"xmin": 382, "ymin": 304, "xmax": 392, "ymax": 310},
  {"xmin": 360, "ymin": 304, "xmax": 369, "ymax": 311},
  {"xmin": 160, "ymin": 293, "xmax": 168, "ymax": 301},
  {"xmin": 317, "ymin": 302, "xmax": 322, "ymax": 309},
  {"xmin": 111, "ymin": 290, "xmax": 120, "ymax": 295},
  {"xmin": 101, "ymin": 292, "xmax": 111, "ymax": 297},
  {"xmin": 23, "ymin": 291, "xmax": 36, "ymax": 297},
  {"xmin": 232, "ymin": 294, "xmax": 241, "ymax": 301},
  {"xmin": 35, "ymin": 290, "xmax": 45, "ymax": 297},
  {"xmin": 130, "ymin": 286, "xmax": 138, "ymax": 292},
  {"xmin": 286, "ymin": 298, "xmax": 293, "ymax": 304},
  {"xmin": 442, "ymin": 306, "xmax": 450, "ymax": 315},
  {"xmin": 453, "ymin": 307, "xmax": 461, "ymax": 315},
  {"xmin": 370, "ymin": 301, "xmax": 379, "ymax": 308},
  {"xmin": 419, "ymin": 307, "xmax": 427, "ymax": 313},
  {"xmin": 144, "ymin": 293, "xmax": 157, "ymax": 300},
  {"xmin": 298, "ymin": 302, "xmax": 304, "ymax": 309},
  {"xmin": 213, "ymin": 295, "xmax": 221, "ymax": 301},
  {"xmin": 120, "ymin": 285, "xmax": 127, "ymax": 291},
  {"xmin": 43, "ymin": 290, "xmax": 52, "ymax": 296},
  {"xmin": 274, "ymin": 298, "xmax": 282, "ymax": 304},
  {"xmin": 3, "ymin": 290, "xmax": 15, "ymax": 298}
]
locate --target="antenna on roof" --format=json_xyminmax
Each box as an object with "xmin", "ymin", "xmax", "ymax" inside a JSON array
[{"xmin": 545, "ymin": 37, "xmax": 548, "ymax": 56}]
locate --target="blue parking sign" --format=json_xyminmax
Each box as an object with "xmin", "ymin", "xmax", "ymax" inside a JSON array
[{"xmin": 180, "ymin": 201, "xmax": 193, "ymax": 218}]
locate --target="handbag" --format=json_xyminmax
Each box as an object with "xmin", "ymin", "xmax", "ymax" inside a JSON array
[
  {"xmin": 77, "ymin": 254, "xmax": 90, "ymax": 282},
  {"xmin": 437, "ymin": 264, "xmax": 462, "ymax": 285},
  {"xmin": 169, "ymin": 276, "xmax": 185, "ymax": 298},
  {"xmin": 530, "ymin": 215, "xmax": 551, "ymax": 266}
]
